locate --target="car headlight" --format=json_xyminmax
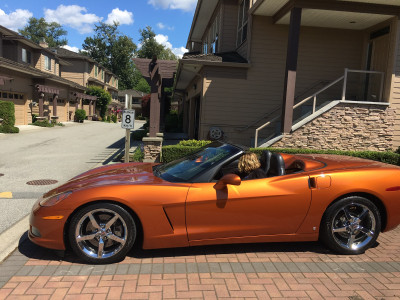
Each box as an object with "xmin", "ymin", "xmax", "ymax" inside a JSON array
[{"xmin": 39, "ymin": 191, "xmax": 72, "ymax": 207}]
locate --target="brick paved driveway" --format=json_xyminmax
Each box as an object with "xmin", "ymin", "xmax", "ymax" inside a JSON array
[{"xmin": 1, "ymin": 226, "xmax": 400, "ymax": 299}]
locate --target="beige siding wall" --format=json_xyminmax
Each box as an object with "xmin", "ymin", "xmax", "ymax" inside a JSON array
[
  {"xmin": 391, "ymin": 19, "xmax": 400, "ymax": 149},
  {"xmin": 61, "ymin": 62, "xmax": 86, "ymax": 86},
  {"xmin": 198, "ymin": 15, "xmax": 365, "ymax": 146}
]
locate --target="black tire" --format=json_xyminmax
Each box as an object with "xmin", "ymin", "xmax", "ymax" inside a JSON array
[
  {"xmin": 68, "ymin": 203, "xmax": 136, "ymax": 264},
  {"xmin": 320, "ymin": 196, "xmax": 381, "ymax": 255}
]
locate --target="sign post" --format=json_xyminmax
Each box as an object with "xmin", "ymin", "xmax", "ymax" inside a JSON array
[{"xmin": 122, "ymin": 94, "xmax": 134, "ymax": 163}]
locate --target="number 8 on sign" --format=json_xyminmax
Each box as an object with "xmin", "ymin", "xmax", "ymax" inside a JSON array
[{"xmin": 121, "ymin": 109, "xmax": 135, "ymax": 129}]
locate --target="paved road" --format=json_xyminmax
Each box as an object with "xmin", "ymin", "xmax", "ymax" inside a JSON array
[{"xmin": 0, "ymin": 121, "xmax": 144, "ymax": 234}]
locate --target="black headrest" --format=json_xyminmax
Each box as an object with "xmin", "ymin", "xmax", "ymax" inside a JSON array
[
  {"xmin": 259, "ymin": 150, "xmax": 272, "ymax": 174},
  {"xmin": 267, "ymin": 153, "xmax": 285, "ymax": 177}
]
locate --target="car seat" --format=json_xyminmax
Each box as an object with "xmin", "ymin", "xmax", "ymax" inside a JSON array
[
  {"xmin": 267, "ymin": 153, "xmax": 286, "ymax": 177},
  {"xmin": 259, "ymin": 150, "xmax": 272, "ymax": 174}
]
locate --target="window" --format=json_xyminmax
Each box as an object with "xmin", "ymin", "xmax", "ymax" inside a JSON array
[
  {"xmin": 44, "ymin": 55, "xmax": 51, "ymax": 71},
  {"xmin": 95, "ymin": 65, "xmax": 98, "ymax": 77},
  {"xmin": 237, "ymin": 0, "xmax": 250, "ymax": 46},
  {"xmin": 22, "ymin": 48, "xmax": 31, "ymax": 64},
  {"xmin": 101, "ymin": 69, "xmax": 104, "ymax": 80},
  {"xmin": 210, "ymin": 13, "xmax": 219, "ymax": 53}
]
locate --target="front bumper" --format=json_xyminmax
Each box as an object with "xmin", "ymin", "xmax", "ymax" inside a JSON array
[{"xmin": 28, "ymin": 200, "xmax": 72, "ymax": 250}]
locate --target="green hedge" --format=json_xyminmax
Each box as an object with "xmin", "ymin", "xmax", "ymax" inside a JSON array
[
  {"xmin": 32, "ymin": 120, "xmax": 54, "ymax": 127},
  {"xmin": 0, "ymin": 125, "xmax": 19, "ymax": 133},
  {"xmin": 0, "ymin": 101, "xmax": 19, "ymax": 133},
  {"xmin": 161, "ymin": 143, "xmax": 400, "ymax": 166}
]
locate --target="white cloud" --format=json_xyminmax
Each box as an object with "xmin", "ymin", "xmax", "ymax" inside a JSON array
[
  {"xmin": 44, "ymin": 5, "xmax": 102, "ymax": 34},
  {"xmin": 61, "ymin": 45, "xmax": 80, "ymax": 53},
  {"xmin": 157, "ymin": 22, "xmax": 174, "ymax": 30},
  {"xmin": 0, "ymin": 8, "xmax": 32, "ymax": 31},
  {"xmin": 155, "ymin": 34, "xmax": 188, "ymax": 58},
  {"xmin": 105, "ymin": 8, "xmax": 133, "ymax": 25},
  {"xmin": 148, "ymin": 0, "xmax": 197, "ymax": 12}
]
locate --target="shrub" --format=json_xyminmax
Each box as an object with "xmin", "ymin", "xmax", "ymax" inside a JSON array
[
  {"xmin": 178, "ymin": 140, "xmax": 212, "ymax": 147},
  {"xmin": 0, "ymin": 100, "xmax": 16, "ymax": 126},
  {"xmin": 31, "ymin": 114, "xmax": 38, "ymax": 123},
  {"xmin": 111, "ymin": 114, "xmax": 117, "ymax": 123},
  {"xmin": 75, "ymin": 109, "xmax": 86, "ymax": 122},
  {"xmin": 130, "ymin": 147, "xmax": 144, "ymax": 162},
  {"xmin": 106, "ymin": 115, "xmax": 111, "ymax": 122},
  {"xmin": 33, "ymin": 120, "xmax": 54, "ymax": 127},
  {"xmin": 136, "ymin": 114, "xmax": 146, "ymax": 120},
  {"xmin": 132, "ymin": 129, "xmax": 148, "ymax": 141},
  {"xmin": 162, "ymin": 146, "xmax": 203, "ymax": 163},
  {"xmin": 86, "ymin": 86, "xmax": 111, "ymax": 120},
  {"xmin": 0, "ymin": 125, "xmax": 19, "ymax": 133}
]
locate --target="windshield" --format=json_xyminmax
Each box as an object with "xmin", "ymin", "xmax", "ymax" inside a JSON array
[{"xmin": 155, "ymin": 143, "xmax": 241, "ymax": 182}]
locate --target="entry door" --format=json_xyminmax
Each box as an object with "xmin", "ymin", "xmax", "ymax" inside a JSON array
[
  {"xmin": 186, "ymin": 175, "xmax": 312, "ymax": 242},
  {"xmin": 367, "ymin": 32, "xmax": 390, "ymax": 101}
]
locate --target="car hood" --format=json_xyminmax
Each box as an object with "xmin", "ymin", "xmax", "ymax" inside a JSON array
[{"xmin": 44, "ymin": 163, "xmax": 161, "ymax": 197}]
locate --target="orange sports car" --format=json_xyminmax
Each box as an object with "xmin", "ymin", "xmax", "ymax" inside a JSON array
[{"xmin": 29, "ymin": 142, "xmax": 400, "ymax": 264}]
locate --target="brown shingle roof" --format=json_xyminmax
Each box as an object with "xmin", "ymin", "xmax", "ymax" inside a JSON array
[
  {"xmin": 0, "ymin": 57, "xmax": 86, "ymax": 90},
  {"xmin": 183, "ymin": 51, "xmax": 248, "ymax": 63}
]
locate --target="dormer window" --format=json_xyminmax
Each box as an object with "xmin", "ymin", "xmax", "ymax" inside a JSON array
[
  {"xmin": 44, "ymin": 55, "xmax": 52, "ymax": 71},
  {"xmin": 237, "ymin": 0, "xmax": 249, "ymax": 46},
  {"xmin": 95, "ymin": 65, "xmax": 98, "ymax": 77},
  {"xmin": 22, "ymin": 48, "xmax": 31, "ymax": 64}
]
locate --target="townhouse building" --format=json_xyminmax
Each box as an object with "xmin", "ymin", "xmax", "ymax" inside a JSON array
[
  {"xmin": 0, "ymin": 25, "xmax": 119, "ymax": 125},
  {"xmin": 174, "ymin": 0, "xmax": 400, "ymax": 151}
]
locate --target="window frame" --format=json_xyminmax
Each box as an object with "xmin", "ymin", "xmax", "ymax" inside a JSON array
[
  {"xmin": 44, "ymin": 55, "xmax": 52, "ymax": 71},
  {"xmin": 237, "ymin": 0, "xmax": 250, "ymax": 47},
  {"xmin": 22, "ymin": 48, "xmax": 31, "ymax": 64}
]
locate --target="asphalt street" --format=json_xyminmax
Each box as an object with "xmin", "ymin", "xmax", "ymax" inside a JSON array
[{"xmin": 0, "ymin": 120, "xmax": 144, "ymax": 235}]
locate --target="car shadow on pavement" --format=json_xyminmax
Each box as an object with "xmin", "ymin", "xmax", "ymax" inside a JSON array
[{"xmin": 17, "ymin": 234, "xmax": 335, "ymax": 265}]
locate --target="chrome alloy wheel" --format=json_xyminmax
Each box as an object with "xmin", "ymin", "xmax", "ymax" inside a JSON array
[
  {"xmin": 331, "ymin": 203, "xmax": 376, "ymax": 251},
  {"xmin": 75, "ymin": 208, "xmax": 128, "ymax": 259}
]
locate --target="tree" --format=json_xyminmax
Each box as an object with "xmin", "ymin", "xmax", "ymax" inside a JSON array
[
  {"xmin": 82, "ymin": 23, "xmax": 137, "ymax": 90},
  {"xmin": 85, "ymin": 86, "xmax": 111, "ymax": 120},
  {"xmin": 135, "ymin": 78, "xmax": 150, "ymax": 94},
  {"xmin": 136, "ymin": 26, "xmax": 177, "ymax": 60},
  {"xmin": 19, "ymin": 17, "xmax": 67, "ymax": 47}
]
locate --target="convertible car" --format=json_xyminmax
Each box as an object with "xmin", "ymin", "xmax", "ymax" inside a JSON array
[{"xmin": 29, "ymin": 142, "xmax": 400, "ymax": 264}]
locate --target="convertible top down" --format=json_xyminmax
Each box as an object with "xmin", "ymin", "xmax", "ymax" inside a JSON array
[{"xmin": 29, "ymin": 142, "xmax": 400, "ymax": 264}]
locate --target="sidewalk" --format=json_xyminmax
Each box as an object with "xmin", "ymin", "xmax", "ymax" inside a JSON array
[{"xmin": 0, "ymin": 226, "xmax": 400, "ymax": 299}]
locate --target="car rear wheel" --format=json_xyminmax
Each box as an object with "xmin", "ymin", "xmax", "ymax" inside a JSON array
[
  {"xmin": 68, "ymin": 203, "xmax": 136, "ymax": 264},
  {"xmin": 320, "ymin": 196, "xmax": 381, "ymax": 255}
]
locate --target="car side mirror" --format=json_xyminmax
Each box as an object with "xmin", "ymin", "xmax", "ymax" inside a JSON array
[{"xmin": 214, "ymin": 174, "xmax": 241, "ymax": 190}]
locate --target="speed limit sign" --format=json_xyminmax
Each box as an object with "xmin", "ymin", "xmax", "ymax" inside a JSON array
[{"xmin": 121, "ymin": 109, "xmax": 135, "ymax": 129}]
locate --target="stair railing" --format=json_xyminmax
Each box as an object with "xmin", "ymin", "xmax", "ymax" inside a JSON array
[{"xmin": 254, "ymin": 68, "xmax": 385, "ymax": 147}]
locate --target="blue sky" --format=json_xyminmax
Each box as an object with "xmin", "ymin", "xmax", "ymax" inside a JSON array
[{"xmin": 0, "ymin": 0, "xmax": 197, "ymax": 57}]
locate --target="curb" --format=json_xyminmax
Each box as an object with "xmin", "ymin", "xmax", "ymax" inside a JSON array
[{"xmin": 0, "ymin": 215, "xmax": 29, "ymax": 263}]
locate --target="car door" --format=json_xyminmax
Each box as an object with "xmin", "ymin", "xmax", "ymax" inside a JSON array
[{"xmin": 186, "ymin": 174, "xmax": 312, "ymax": 242}]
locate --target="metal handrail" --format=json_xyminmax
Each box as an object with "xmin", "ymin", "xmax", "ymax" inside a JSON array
[{"xmin": 254, "ymin": 68, "xmax": 386, "ymax": 147}]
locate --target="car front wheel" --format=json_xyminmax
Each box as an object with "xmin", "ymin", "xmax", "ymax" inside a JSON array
[
  {"xmin": 320, "ymin": 196, "xmax": 381, "ymax": 255},
  {"xmin": 68, "ymin": 203, "xmax": 136, "ymax": 264}
]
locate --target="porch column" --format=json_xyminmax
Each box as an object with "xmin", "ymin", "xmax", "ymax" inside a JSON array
[
  {"xmin": 81, "ymin": 98, "xmax": 84, "ymax": 109},
  {"xmin": 281, "ymin": 7, "xmax": 302, "ymax": 134},
  {"xmin": 93, "ymin": 101, "xmax": 96, "ymax": 115},
  {"xmin": 89, "ymin": 100, "xmax": 93, "ymax": 116},
  {"xmin": 52, "ymin": 94, "xmax": 58, "ymax": 117},
  {"xmin": 39, "ymin": 92, "xmax": 45, "ymax": 117},
  {"xmin": 75, "ymin": 100, "xmax": 79, "ymax": 111},
  {"xmin": 149, "ymin": 57, "xmax": 161, "ymax": 137}
]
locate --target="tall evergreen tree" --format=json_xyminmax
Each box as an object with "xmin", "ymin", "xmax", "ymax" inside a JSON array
[
  {"xmin": 82, "ymin": 22, "xmax": 137, "ymax": 90},
  {"xmin": 19, "ymin": 17, "xmax": 67, "ymax": 47}
]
